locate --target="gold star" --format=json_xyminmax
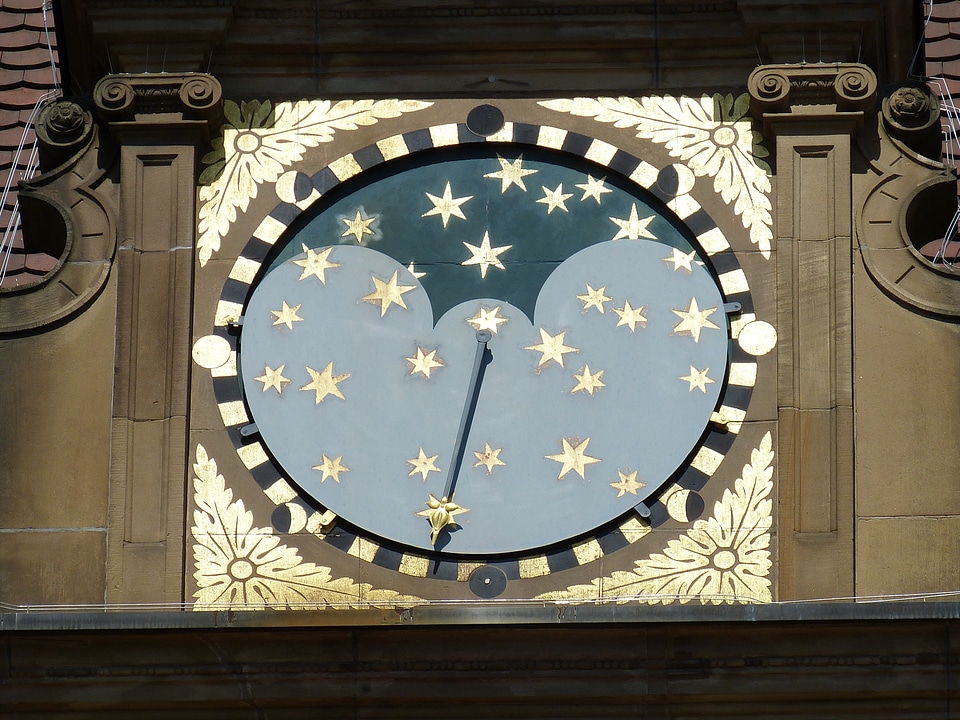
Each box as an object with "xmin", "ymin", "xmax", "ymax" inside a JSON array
[
  {"xmin": 407, "ymin": 262, "xmax": 426, "ymax": 279},
  {"xmin": 613, "ymin": 300, "xmax": 648, "ymax": 332},
  {"xmin": 473, "ymin": 443, "xmax": 506, "ymax": 475},
  {"xmin": 407, "ymin": 448, "xmax": 441, "ymax": 481},
  {"xmin": 524, "ymin": 328, "xmax": 579, "ymax": 369},
  {"xmin": 362, "ymin": 270, "xmax": 416, "ymax": 317},
  {"xmin": 609, "ymin": 203, "xmax": 657, "ymax": 241},
  {"xmin": 462, "ymin": 231, "xmax": 511, "ymax": 279},
  {"xmin": 416, "ymin": 494, "xmax": 469, "ymax": 545},
  {"xmin": 484, "ymin": 155, "xmax": 538, "ymax": 193},
  {"xmin": 255, "ymin": 364, "xmax": 290, "ymax": 394},
  {"xmin": 422, "ymin": 181, "xmax": 472, "ymax": 227},
  {"xmin": 293, "ymin": 244, "xmax": 339, "ymax": 283},
  {"xmin": 680, "ymin": 366, "xmax": 715, "ymax": 393},
  {"xmin": 571, "ymin": 365, "xmax": 606, "ymax": 396},
  {"xmin": 536, "ymin": 183, "xmax": 573, "ymax": 214},
  {"xmin": 406, "ymin": 347, "xmax": 444, "ymax": 379},
  {"xmin": 610, "ymin": 469, "xmax": 645, "ymax": 498},
  {"xmin": 663, "ymin": 247, "xmax": 697, "ymax": 274},
  {"xmin": 545, "ymin": 437, "xmax": 600, "ymax": 480},
  {"xmin": 312, "ymin": 454, "xmax": 349, "ymax": 483},
  {"xmin": 341, "ymin": 209, "xmax": 377, "ymax": 243},
  {"xmin": 577, "ymin": 284, "xmax": 612, "ymax": 314},
  {"xmin": 671, "ymin": 297, "xmax": 721, "ymax": 343},
  {"xmin": 270, "ymin": 300, "xmax": 304, "ymax": 330},
  {"xmin": 467, "ymin": 306, "xmax": 509, "ymax": 334},
  {"xmin": 300, "ymin": 362, "xmax": 350, "ymax": 404},
  {"xmin": 576, "ymin": 175, "xmax": 613, "ymax": 204}
]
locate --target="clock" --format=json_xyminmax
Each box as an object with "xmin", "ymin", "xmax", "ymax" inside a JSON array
[
  {"xmin": 202, "ymin": 109, "xmax": 762, "ymax": 597},
  {"xmin": 235, "ymin": 143, "xmax": 730, "ymax": 556}
]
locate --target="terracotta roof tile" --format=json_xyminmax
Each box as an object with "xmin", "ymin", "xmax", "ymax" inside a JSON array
[{"xmin": 0, "ymin": 0, "xmax": 50, "ymax": 12}]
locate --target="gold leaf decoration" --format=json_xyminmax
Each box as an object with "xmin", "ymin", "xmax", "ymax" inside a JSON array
[
  {"xmin": 539, "ymin": 94, "xmax": 773, "ymax": 258},
  {"xmin": 191, "ymin": 444, "xmax": 423, "ymax": 610},
  {"xmin": 197, "ymin": 98, "xmax": 433, "ymax": 267},
  {"xmin": 537, "ymin": 431, "xmax": 774, "ymax": 605}
]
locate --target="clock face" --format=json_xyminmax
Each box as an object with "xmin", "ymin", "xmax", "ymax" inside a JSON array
[{"xmin": 236, "ymin": 146, "xmax": 730, "ymax": 557}]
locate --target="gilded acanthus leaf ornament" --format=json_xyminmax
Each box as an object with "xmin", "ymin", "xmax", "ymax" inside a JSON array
[
  {"xmin": 537, "ymin": 431, "xmax": 774, "ymax": 605},
  {"xmin": 191, "ymin": 444, "xmax": 422, "ymax": 609},
  {"xmin": 197, "ymin": 98, "xmax": 433, "ymax": 266},
  {"xmin": 539, "ymin": 94, "xmax": 773, "ymax": 257}
]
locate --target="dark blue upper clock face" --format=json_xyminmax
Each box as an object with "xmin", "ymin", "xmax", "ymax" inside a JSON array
[{"xmin": 240, "ymin": 147, "xmax": 729, "ymax": 555}]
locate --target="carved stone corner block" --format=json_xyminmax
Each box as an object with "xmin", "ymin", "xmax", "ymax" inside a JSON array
[
  {"xmin": 0, "ymin": 99, "xmax": 118, "ymax": 335},
  {"xmin": 93, "ymin": 73, "xmax": 223, "ymax": 143},
  {"xmin": 748, "ymin": 63, "xmax": 878, "ymax": 141}
]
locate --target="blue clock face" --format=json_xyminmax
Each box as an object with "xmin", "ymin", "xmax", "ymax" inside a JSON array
[{"xmin": 238, "ymin": 147, "xmax": 729, "ymax": 555}]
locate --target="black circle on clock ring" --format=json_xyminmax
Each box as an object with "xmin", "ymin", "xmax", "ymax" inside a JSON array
[
  {"xmin": 469, "ymin": 565, "xmax": 508, "ymax": 598},
  {"xmin": 466, "ymin": 104, "xmax": 505, "ymax": 137}
]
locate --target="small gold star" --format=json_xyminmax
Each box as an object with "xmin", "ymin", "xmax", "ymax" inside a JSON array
[
  {"xmin": 545, "ymin": 437, "xmax": 600, "ymax": 480},
  {"xmin": 680, "ymin": 366, "xmax": 715, "ymax": 393},
  {"xmin": 524, "ymin": 328, "xmax": 579, "ymax": 369},
  {"xmin": 663, "ymin": 247, "xmax": 697, "ymax": 274},
  {"xmin": 609, "ymin": 203, "xmax": 657, "ymax": 241},
  {"xmin": 576, "ymin": 175, "xmax": 613, "ymax": 204},
  {"xmin": 462, "ymin": 231, "xmax": 512, "ymax": 279},
  {"xmin": 407, "ymin": 448, "xmax": 441, "ymax": 481},
  {"xmin": 571, "ymin": 365, "xmax": 606, "ymax": 396},
  {"xmin": 610, "ymin": 469, "xmax": 645, "ymax": 497},
  {"xmin": 270, "ymin": 300, "xmax": 303, "ymax": 330},
  {"xmin": 536, "ymin": 183, "xmax": 573, "ymax": 214},
  {"xmin": 467, "ymin": 306, "xmax": 509, "ymax": 334},
  {"xmin": 293, "ymin": 244, "xmax": 339, "ymax": 283},
  {"xmin": 577, "ymin": 284, "xmax": 612, "ymax": 314},
  {"xmin": 312, "ymin": 454, "xmax": 349, "ymax": 483},
  {"xmin": 416, "ymin": 494, "xmax": 469, "ymax": 545},
  {"xmin": 407, "ymin": 262, "xmax": 426, "ymax": 279},
  {"xmin": 473, "ymin": 443, "xmax": 506, "ymax": 475},
  {"xmin": 341, "ymin": 209, "xmax": 377, "ymax": 243},
  {"xmin": 255, "ymin": 364, "xmax": 290, "ymax": 394},
  {"xmin": 406, "ymin": 347, "xmax": 444, "ymax": 379},
  {"xmin": 613, "ymin": 300, "xmax": 648, "ymax": 332},
  {"xmin": 671, "ymin": 297, "xmax": 720, "ymax": 343},
  {"xmin": 422, "ymin": 181, "xmax": 472, "ymax": 227},
  {"xmin": 300, "ymin": 362, "xmax": 350, "ymax": 404},
  {"xmin": 362, "ymin": 270, "xmax": 416, "ymax": 317},
  {"xmin": 484, "ymin": 155, "xmax": 538, "ymax": 193}
]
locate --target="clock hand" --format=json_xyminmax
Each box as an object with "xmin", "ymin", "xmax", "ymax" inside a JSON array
[{"xmin": 441, "ymin": 329, "xmax": 492, "ymax": 503}]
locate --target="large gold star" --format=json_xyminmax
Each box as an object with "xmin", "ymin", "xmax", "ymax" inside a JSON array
[
  {"xmin": 663, "ymin": 247, "xmax": 697, "ymax": 274},
  {"xmin": 422, "ymin": 181, "xmax": 472, "ymax": 227},
  {"xmin": 300, "ymin": 362, "xmax": 350, "ymax": 404},
  {"xmin": 462, "ymin": 231, "xmax": 511, "ymax": 279},
  {"xmin": 536, "ymin": 183, "xmax": 573, "ymax": 214},
  {"xmin": 545, "ymin": 437, "xmax": 600, "ymax": 480},
  {"xmin": 609, "ymin": 203, "xmax": 657, "ymax": 241},
  {"xmin": 571, "ymin": 365, "xmax": 605, "ymax": 396},
  {"xmin": 341, "ymin": 209, "xmax": 377, "ymax": 243},
  {"xmin": 577, "ymin": 283, "xmax": 612, "ymax": 314},
  {"xmin": 362, "ymin": 270, "xmax": 416, "ymax": 317},
  {"xmin": 671, "ymin": 297, "xmax": 721, "ymax": 343},
  {"xmin": 576, "ymin": 175, "xmax": 613, "ymax": 204},
  {"xmin": 406, "ymin": 347, "xmax": 444, "ymax": 379},
  {"xmin": 255, "ymin": 364, "xmax": 290, "ymax": 394},
  {"xmin": 407, "ymin": 447, "xmax": 441, "ymax": 481},
  {"xmin": 270, "ymin": 300, "xmax": 303, "ymax": 330},
  {"xmin": 473, "ymin": 443, "xmax": 506, "ymax": 475},
  {"xmin": 293, "ymin": 244, "xmax": 339, "ymax": 283},
  {"xmin": 524, "ymin": 328, "xmax": 579, "ymax": 369},
  {"xmin": 613, "ymin": 300, "xmax": 648, "ymax": 332},
  {"xmin": 467, "ymin": 305, "xmax": 509, "ymax": 334},
  {"xmin": 680, "ymin": 365, "xmax": 715, "ymax": 393},
  {"xmin": 312, "ymin": 454, "xmax": 349, "ymax": 483},
  {"xmin": 484, "ymin": 155, "xmax": 538, "ymax": 193},
  {"xmin": 610, "ymin": 469, "xmax": 645, "ymax": 497}
]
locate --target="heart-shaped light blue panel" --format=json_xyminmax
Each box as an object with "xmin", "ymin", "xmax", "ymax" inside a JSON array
[{"xmin": 240, "ymin": 240, "xmax": 728, "ymax": 555}]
